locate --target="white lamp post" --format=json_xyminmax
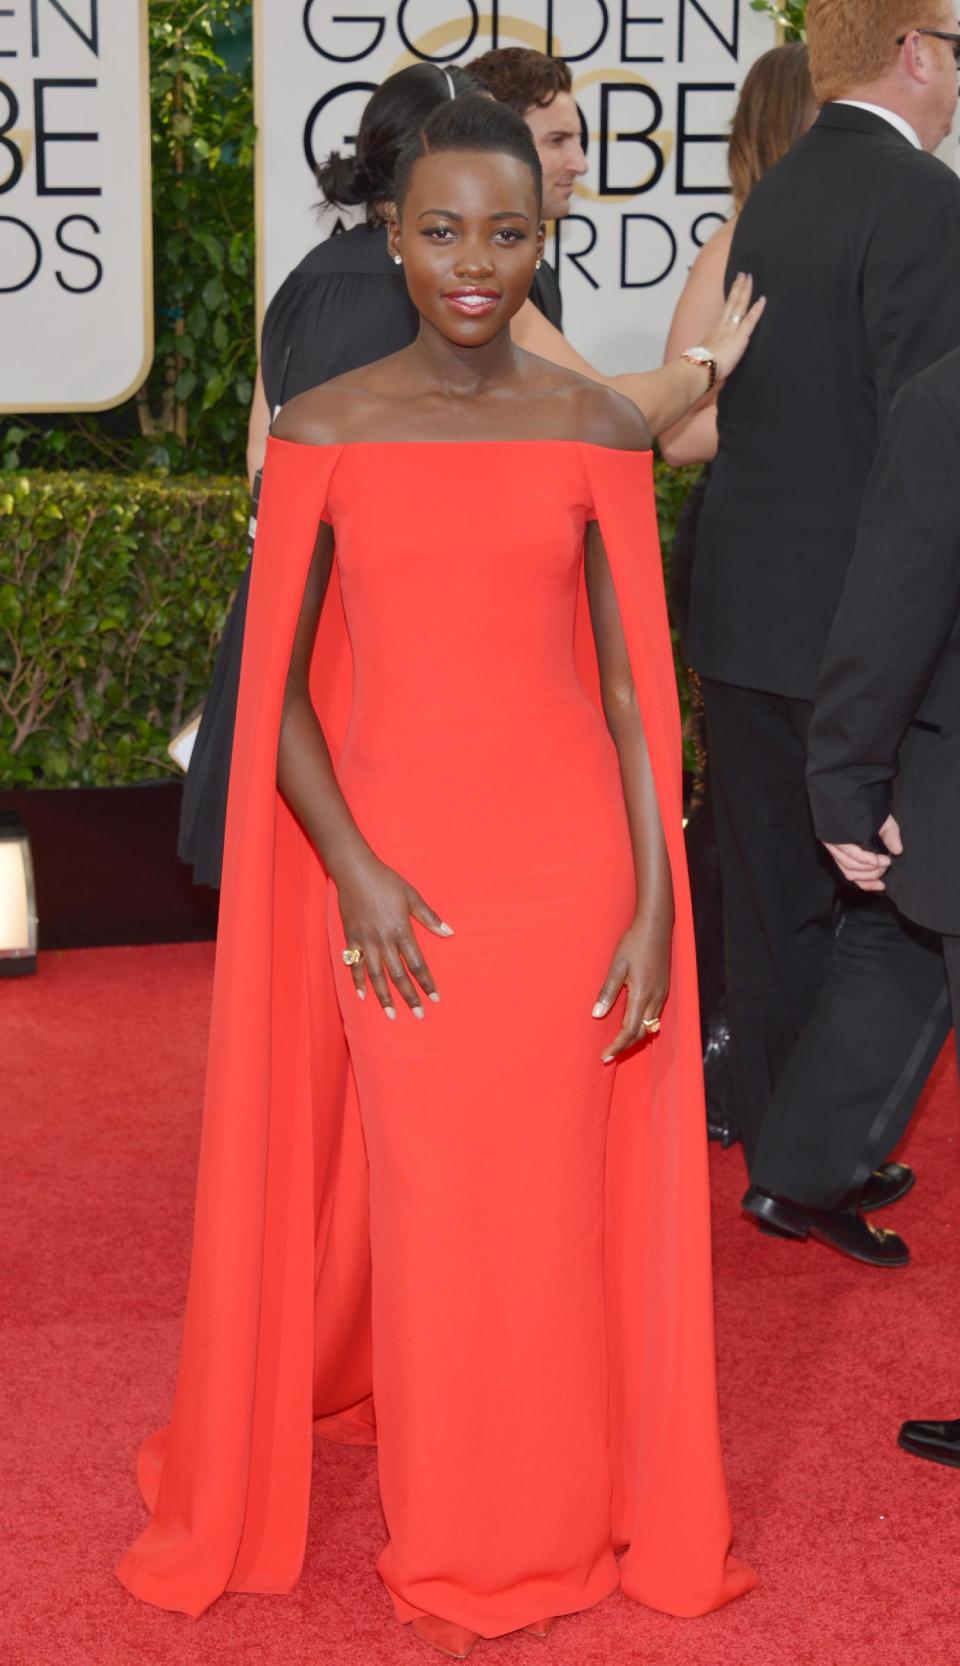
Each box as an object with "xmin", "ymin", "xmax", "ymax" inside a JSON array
[{"xmin": 0, "ymin": 815, "xmax": 38, "ymax": 977}]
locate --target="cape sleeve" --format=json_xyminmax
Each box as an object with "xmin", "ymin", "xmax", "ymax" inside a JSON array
[
  {"xmin": 577, "ymin": 443, "xmax": 757, "ymax": 1616},
  {"xmin": 116, "ymin": 438, "xmax": 360, "ymax": 1617}
]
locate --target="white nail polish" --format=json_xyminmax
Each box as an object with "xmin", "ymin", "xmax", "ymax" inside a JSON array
[
  {"xmin": 439, "ymin": 922, "xmax": 454, "ymax": 936},
  {"xmin": 592, "ymin": 1002, "xmax": 606, "ymax": 1018},
  {"xmin": 385, "ymin": 1006, "xmax": 397, "ymax": 1020},
  {"xmin": 601, "ymin": 1054, "xmax": 614, "ymax": 1065},
  {"xmin": 412, "ymin": 1005, "xmax": 425, "ymax": 1020},
  {"xmin": 356, "ymin": 987, "xmax": 366, "ymax": 1000},
  {"xmin": 429, "ymin": 991, "xmax": 441, "ymax": 1003}
]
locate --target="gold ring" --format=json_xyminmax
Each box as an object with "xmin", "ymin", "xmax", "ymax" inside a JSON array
[
  {"xmin": 342, "ymin": 947, "xmax": 364, "ymax": 966},
  {"xmin": 642, "ymin": 1017, "xmax": 661, "ymax": 1035}
]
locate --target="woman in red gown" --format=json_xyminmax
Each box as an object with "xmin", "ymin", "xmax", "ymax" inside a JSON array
[{"xmin": 117, "ymin": 96, "xmax": 760, "ymax": 1654}]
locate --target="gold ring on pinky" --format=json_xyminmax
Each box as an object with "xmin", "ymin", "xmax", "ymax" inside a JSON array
[
  {"xmin": 642, "ymin": 1017, "xmax": 661, "ymax": 1035},
  {"xmin": 342, "ymin": 946, "xmax": 364, "ymax": 966}
]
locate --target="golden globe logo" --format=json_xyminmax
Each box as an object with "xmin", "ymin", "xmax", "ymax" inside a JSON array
[
  {"xmin": 298, "ymin": 3, "xmax": 741, "ymax": 296},
  {"xmin": 257, "ymin": 3, "xmax": 769, "ymax": 369}
]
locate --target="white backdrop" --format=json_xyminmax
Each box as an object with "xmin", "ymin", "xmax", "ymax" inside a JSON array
[
  {"xmin": 0, "ymin": 0, "xmax": 152, "ymax": 413},
  {"xmin": 255, "ymin": 1, "xmax": 777, "ymax": 370}
]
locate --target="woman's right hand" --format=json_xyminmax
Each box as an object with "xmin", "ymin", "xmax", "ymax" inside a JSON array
[
  {"xmin": 702, "ymin": 271, "xmax": 766, "ymax": 382},
  {"xmin": 336, "ymin": 855, "xmax": 453, "ymax": 1019}
]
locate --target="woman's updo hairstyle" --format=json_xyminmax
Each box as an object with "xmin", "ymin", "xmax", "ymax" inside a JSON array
[
  {"xmin": 393, "ymin": 94, "xmax": 544, "ymax": 216},
  {"xmin": 317, "ymin": 63, "xmax": 480, "ymax": 225}
]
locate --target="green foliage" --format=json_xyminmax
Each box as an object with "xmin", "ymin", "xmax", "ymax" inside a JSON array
[
  {"xmin": 750, "ymin": 0, "xmax": 807, "ymax": 42},
  {"xmin": 0, "ymin": 3, "xmax": 255, "ymax": 478},
  {"xmin": 0, "ymin": 472, "xmax": 248, "ymax": 786},
  {"xmin": 0, "ymin": 464, "xmax": 698, "ymax": 789},
  {"xmin": 655, "ymin": 460, "xmax": 702, "ymax": 573}
]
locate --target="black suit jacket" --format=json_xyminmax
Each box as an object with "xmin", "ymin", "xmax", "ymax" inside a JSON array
[
  {"xmin": 807, "ymin": 346, "xmax": 960, "ymax": 934},
  {"xmin": 689, "ymin": 103, "xmax": 960, "ymax": 699}
]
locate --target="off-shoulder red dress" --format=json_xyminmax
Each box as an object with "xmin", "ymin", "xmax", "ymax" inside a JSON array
[{"xmin": 116, "ymin": 438, "xmax": 756, "ymax": 1634}]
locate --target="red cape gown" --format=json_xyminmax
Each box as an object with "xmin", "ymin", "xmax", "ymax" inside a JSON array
[{"xmin": 116, "ymin": 437, "xmax": 756, "ymax": 1622}]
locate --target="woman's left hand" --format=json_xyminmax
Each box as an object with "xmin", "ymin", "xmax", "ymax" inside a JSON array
[
  {"xmin": 703, "ymin": 271, "xmax": 766, "ymax": 382},
  {"xmin": 591, "ymin": 905, "xmax": 673, "ymax": 1063}
]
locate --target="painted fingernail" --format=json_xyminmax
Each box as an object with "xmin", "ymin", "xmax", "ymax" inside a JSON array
[
  {"xmin": 428, "ymin": 992, "xmax": 441, "ymax": 1003},
  {"xmin": 592, "ymin": 1002, "xmax": 606, "ymax": 1018},
  {"xmin": 356, "ymin": 986, "xmax": 366, "ymax": 1000},
  {"xmin": 439, "ymin": 921, "xmax": 454, "ymax": 936},
  {"xmin": 601, "ymin": 1054, "xmax": 614, "ymax": 1064},
  {"xmin": 385, "ymin": 1006, "xmax": 396, "ymax": 1020},
  {"xmin": 412, "ymin": 1005, "xmax": 425, "ymax": 1020}
]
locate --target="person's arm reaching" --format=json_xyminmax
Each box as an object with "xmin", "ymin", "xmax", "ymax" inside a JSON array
[
  {"xmin": 575, "ymin": 396, "xmax": 674, "ymax": 1058},
  {"xmin": 273, "ymin": 406, "xmax": 455, "ymax": 1019},
  {"xmin": 807, "ymin": 375, "xmax": 960, "ymax": 890},
  {"xmin": 511, "ymin": 269, "xmax": 764, "ymax": 439},
  {"xmin": 658, "ymin": 224, "xmax": 733, "ymax": 466},
  {"xmin": 584, "ymin": 504, "xmax": 674, "ymax": 1059}
]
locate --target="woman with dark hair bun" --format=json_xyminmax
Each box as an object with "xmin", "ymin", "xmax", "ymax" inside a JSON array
[
  {"xmin": 251, "ymin": 62, "xmax": 486, "ymax": 467},
  {"xmin": 180, "ymin": 63, "xmax": 486, "ymax": 889},
  {"xmin": 125, "ymin": 93, "xmax": 759, "ymax": 1654},
  {"xmin": 181, "ymin": 57, "xmax": 758, "ymax": 892},
  {"xmin": 317, "ymin": 62, "xmax": 479, "ymax": 219}
]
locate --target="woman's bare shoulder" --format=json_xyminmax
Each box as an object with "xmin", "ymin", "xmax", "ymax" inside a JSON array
[
  {"xmin": 270, "ymin": 353, "xmax": 406, "ymax": 445},
  {"xmin": 518, "ymin": 354, "xmax": 651, "ymax": 451},
  {"xmin": 663, "ymin": 216, "xmax": 735, "ymax": 361},
  {"xmin": 698, "ymin": 215, "xmax": 736, "ymax": 261},
  {"xmin": 678, "ymin": 219, "xmax": 736, "ymax": 306},
  {"xmin": 575, "ymin": 382, "xmax": 652, "ymax": 453}
]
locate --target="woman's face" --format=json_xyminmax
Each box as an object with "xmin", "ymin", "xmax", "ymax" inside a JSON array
[{"xmin": 389, "ymin": 148, "xmax": 544, "ymax": 346}]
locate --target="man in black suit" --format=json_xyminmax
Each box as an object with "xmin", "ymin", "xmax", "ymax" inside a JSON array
[
  {"xmin": 688, "ymin": 0, "xmax": 960, "ymax": 1264},
  {"xmin": 806, "ymin": 343, "xmax": 960, "ymax": 1462}
]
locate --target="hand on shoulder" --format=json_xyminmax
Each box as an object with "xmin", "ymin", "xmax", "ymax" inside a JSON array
[{"xmin": 577, "ymin": 382, "xmax": 652, "ymax": 453}]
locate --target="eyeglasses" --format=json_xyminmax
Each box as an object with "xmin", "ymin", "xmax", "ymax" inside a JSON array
[{"xmin": 896, "ymin": 27, "xmax": 960, "ymax": 63}]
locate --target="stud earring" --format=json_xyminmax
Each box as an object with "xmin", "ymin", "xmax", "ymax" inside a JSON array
[
  {"xmin": 535, "ymin": 258, "xmax": 542, "ymax": 270},
  {"xmin": 393, "ymin": 254, "xmax": 403, "ymax": 266}
]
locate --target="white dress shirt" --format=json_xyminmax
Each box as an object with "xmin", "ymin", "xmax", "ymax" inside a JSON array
[{"xmin": 834, "ymin": 99, "xmax": 922, "ymax": 149}]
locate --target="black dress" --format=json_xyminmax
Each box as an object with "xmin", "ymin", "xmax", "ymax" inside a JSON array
[
  {"xmin": 178, "ymin": 225, "xmax": 564, "ymax": 886},
  {"xmin": 668, "ymin": 471, "xmax": 736, "ymax": 1146}
]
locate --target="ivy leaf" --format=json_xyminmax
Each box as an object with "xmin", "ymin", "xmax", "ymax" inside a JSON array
[
  {"xmin": 202, "ymin": 371, "xmax": 227, "ymax": 410},
  {"xmin": 194, "ymin": 230, "xmax": 225, "ymax": 267},
  {"xmin": 0, "ymin": 1, "xmax": 256, "ymax": 477},
  {"xmin": 202, "ymin": 275, "xmax": 226, "ymax": 309}
]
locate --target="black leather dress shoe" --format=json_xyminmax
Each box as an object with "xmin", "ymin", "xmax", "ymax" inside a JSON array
[
  {"xmin": 742, "ymin": 1186, "xmax": 910, "ymax": 1267},
  {"xmin": 898, "ymin": 1418, "xmax": 960, "ymax": 1468},
  {"xmin": 859, "ymin": 1161, "xmax": 915, "ymax": 1212}
]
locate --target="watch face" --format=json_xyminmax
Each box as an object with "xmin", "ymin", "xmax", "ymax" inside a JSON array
[{"xmin": 686, "ymin": 348, "xmax": 711, "ymax": 363}]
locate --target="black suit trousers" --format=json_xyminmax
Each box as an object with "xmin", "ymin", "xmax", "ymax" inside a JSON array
[
  {"xmin": 944, "ymin": 936, "xmax": 960, "ymax": 1081},
  {"xmin": 701, "ymin": 678, "xmax": 951, "ymax": 1202}
]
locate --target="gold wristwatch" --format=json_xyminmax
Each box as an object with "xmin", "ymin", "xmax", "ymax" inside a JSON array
[{"xmin": 680, "ymin": 346, "xmax": 718, "ymax": 391}]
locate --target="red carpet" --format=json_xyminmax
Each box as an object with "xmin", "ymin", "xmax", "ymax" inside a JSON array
[{"xmin": 4, "ymin": 943, "xmax": 960, "ymax": 1665}]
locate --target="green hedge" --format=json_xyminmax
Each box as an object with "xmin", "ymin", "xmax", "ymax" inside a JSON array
[
  {"xmin": 0, "ymin": 472, "xmax": 248, "ymax": 787},
  {"xmin": 0, "ymin": 463, "xmax": 698, "ymax": 790},
  {"xmin": 0, "ymin": 3, "xmax": 256, "ymax": 478}
]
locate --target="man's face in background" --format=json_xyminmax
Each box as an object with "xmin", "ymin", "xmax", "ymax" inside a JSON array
[{"xmin": 522, "ymin": 90, "xmax": 588, "ymax": 219}]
